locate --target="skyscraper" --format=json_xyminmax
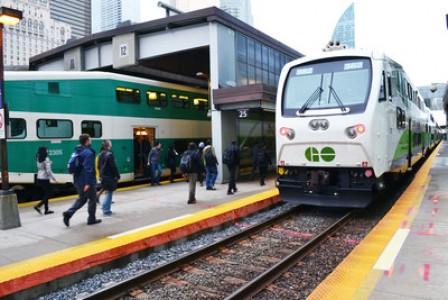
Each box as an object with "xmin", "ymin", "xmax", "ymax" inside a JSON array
[
  {"xmin": 169, "ymin": 0, "xmax": 253, "ymax": 25},
  {"xmin": 331, "ymin": 3, "xmax": 355, "ymax": 48},
  {"xmin": 220, "ymin": 0, "xmax": 253, "ymax": 25},
  {"xmin": 91, "ymin": 0, "xmax": 140, "ymax": 33},
  {"xmin": 1, "ymin": 0, "xmax": 71, "ymax": 68},
  {"xmin": 49, "ymin": 0, "xmax": 91, "ymax": 39}
]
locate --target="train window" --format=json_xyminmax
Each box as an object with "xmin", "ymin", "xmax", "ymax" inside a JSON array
[
  {"xmin": 37, "ymin": 119, "xmax": 73, "ymax": 139},
  {"xmin": 8, "ymin": 118, "xmax": 26, "ymax": 139},
  {"xmin": 193, "ymin": 98, "xmax": 208, "ymax": 111},
  {"xmin": 116, "ymin": 87, "xmax": 141, "ymax": 104},
  {"xmin": 81, "ymin": 121, "xmax": 102, "ymax": 138},
  {"xmin": 172, "ymin": 94, "xmax": 191, "ymax": 109},
  {"xmin": 146, "ymin": 91, "xmax": 168, "ymax": 107},
  {"xmin": 48, "ymin": 82, "xmax": 60, "ymax": 94}
]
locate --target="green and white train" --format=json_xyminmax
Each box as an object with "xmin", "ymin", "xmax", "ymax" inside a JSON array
[
  {"xmin": 276, "ymin": 49, "xmax": 443, "ymax": 208},
  {"xmin": 5, "ymin": 71, "xmax": 210, "ymax": 200}
]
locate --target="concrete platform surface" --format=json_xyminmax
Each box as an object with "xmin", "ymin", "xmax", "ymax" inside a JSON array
[
  {"xmin": 309, "ymin": 143, "xmax": 446, "ymax": 300},
  {"xmin": 0, "ymin": 179, "xmax": 273, "ymax": 267}
]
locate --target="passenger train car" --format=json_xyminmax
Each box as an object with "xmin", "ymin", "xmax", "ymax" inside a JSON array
[
  {"xmin": 276, "ymin": 49, "xmax": 442, "ymax": 208},
  {"xmin": 5, "ymin": 72, "xmax": 210, "ymax": 200}
]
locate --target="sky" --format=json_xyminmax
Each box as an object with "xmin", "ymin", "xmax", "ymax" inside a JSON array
[{"xmin": 141, "ymin": 0, "xmax": 448, "ymax": 86}]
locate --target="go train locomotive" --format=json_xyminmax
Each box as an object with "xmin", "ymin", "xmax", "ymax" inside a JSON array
[
  {"xmin": 5, "ymin": 71, "xmax": 210, "ymax": 200},
  {"xmin": 276, "ymin": 48, "xmax": 443, "ymax": 208}
]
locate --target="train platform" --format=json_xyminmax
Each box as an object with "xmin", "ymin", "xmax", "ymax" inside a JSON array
[
  {"xmin": 310, "ymin": 142, "xmax": 448, "ymax": 300},
  {"xmin": 0, "ymin": 178, "xmax": 279, "ymax": 298}
]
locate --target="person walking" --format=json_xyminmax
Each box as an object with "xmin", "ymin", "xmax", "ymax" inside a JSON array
[
  {"xmin": 63, "ymin": 134, "xmax": 101, "ymax": 227},
  {"xmin": 98, "ymin": 140, "xmax": 120, "ymax": 216},
  {"xmin": 256, "ymin": 144, "xmax": 272, "ymax": 186},
  {"xmin": 197, "ymin": 142, "xmax": 206, "ymax": 187},
  {"xmin": 148, "ymin": 142, "xmax": 162, "ymax": 186},
  {"xmin": 166, "ymin": 144, "xmax": 178, "ymax": 183},
  {"xmin": 180, "ymin": 142, "xmax": 201, "ymax": 204},
  {"xmin": 34, "ymin": 147, "xmax": 57, "ymax": 215},
  {"xmin": 223, "ymin": 141, "xmax": 240, "ymax": 195},
  {"xmin": 203, "ymin": 140, "xmax": 218, "ymax": 191}
]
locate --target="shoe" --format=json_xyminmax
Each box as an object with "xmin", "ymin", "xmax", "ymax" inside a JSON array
[
  {"xmin": 233, "ymin": 188, "xmax": 238, "ymax": 193},
  {"xmin": 260, "ymin": 182, "xmax": 266, "ymax": 186},
  {"xmin": 103, "ymin": 212, "xmax": 113, "ymax": 217},
  {"xmin": 44, "ymin": 210, "xmax": 54, "ymax": 215},
  {"xmin": 87, "ymin": 219, "xmax": 102, "ymax": 225},
  {"xmin": 187, "ymin": 200, "xmax": 197, "ymax": 204},
  {"xmin": 227, "ymin": 191, "xmax": 234, "ymax": 195},
  {"xmin": 63, "ymin": 212, "xmax": 70, "ymax": 227},
  {"xmin": 34, "ymin": 206, "xmax": 42, "ymax": 215}
]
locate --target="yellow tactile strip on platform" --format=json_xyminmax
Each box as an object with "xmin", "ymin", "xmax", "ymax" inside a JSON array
[
  {"xmin": 308, "ymin": 145, "xmax": 440, "ymax": 300},
  {"xmin": 0, "ymin": 188, "xmax": 279, "ymax": 297}
]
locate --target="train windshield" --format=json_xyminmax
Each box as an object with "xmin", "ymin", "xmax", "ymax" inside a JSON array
[{"xmin": 283, "ymin": 58, "xmax": 372, "ymax": 116}]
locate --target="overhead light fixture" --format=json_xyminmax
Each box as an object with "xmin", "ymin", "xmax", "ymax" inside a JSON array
[{"xmin": 0, "ymin": 7, "xmax": 23, "ymax": 26}]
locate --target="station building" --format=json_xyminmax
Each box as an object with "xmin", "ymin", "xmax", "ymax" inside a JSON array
[{"xmin": 29, "ymin": 7, "xmax": 303, "ymax": 181}]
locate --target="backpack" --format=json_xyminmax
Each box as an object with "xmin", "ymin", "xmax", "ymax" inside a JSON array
[
  {"xmin": 180, "ymin": 151, "xmax": 193, "ymax": 174},
  {"xmin": 67, "ymin": 150, "xmax": 83, "ymax": 175},
  {"xmin": 223, "ymin": 147, "xmax": 235, "ymax": 165}
]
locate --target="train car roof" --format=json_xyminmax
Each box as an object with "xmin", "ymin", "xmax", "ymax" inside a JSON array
[{"xmin": 4, "ymin": 71, "xmax": 208, "ymax": 95}]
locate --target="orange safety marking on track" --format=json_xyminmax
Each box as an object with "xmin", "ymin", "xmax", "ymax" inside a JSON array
[
  {"xmin": 308, "ymin": 144, "xmax": 441, "ymax": 300},
  {"xmin": 0, "ymin": 189, "xmax": 280, "ymax": 298}
]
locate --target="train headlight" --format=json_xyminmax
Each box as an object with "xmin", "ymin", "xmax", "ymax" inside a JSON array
[
  {"xmin": 345, "ymin": 124, "xmax": 366, "ymax": 139},
  {"xmin": 309, "ymin": 119, "xmax": 319, "ymax": 131},
  {"xmin": 280, "ymin": 127, "xmax": 295, "ymax": 140},
  {"xmin": 319, "ymin": 119, "xmax": 329, "ymax": 130}
]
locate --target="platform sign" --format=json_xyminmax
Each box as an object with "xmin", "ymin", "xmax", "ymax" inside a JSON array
[
  {"xmin": 0, "ymin": 109, "xmax": 5, "ymax": 139},
  {"xmin": 238, "ymin": 109, "xmax": 249, "ymax": 119}
]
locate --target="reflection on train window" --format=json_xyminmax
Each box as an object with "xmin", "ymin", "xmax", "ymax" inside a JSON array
[
  {"xmin": 37, "ymin": 119, "xmax": 73, "ymax": 139},
  {"xmin": 193, "ymin": 98, "xmax": 208, "ymax": 111},
  {"xmin": 48, "ymin": 82, "xmax": 60, "ymax": 94},
  {"xmin": 147, "ymin": 91, "xmax": 168, "ymax": 107},
  {"xmin": 9, "ymin": 118, "xmax": 26, "ymax": 139},
  {"xmin": 172, "ymin": 94, "xmax": 191, "ymax": 109},
  {"xmin": 116, "ymin": 87, "xmax": 141, "ymax": 104},
  {"xmin": 81, "ymin": 121, "xmax": 102, "ymax": 138}
]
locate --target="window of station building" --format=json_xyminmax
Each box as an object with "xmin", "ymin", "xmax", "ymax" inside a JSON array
[
  {"xmin": 8, "ymin": 118, "xmax": 26, "ymax": 139},
  {"xmin": 193, "ymin": 98, "xmax": 209, "ymax": 111},
  {"xmin": 172, "ymin": 94, "xmax": 191, "ymax": 109},
  {"xmin": 146, "ymin": 91, "xmax": 168, "ymax": 107},
  {"xmin": 81, "ymin": 121, "xmax": 102, "ymax": 138},
  {"xmin": 116, "ymin": 87, "xmax": 141, "ymax": 104},
  {"xmin": 37, "ymin": 119, "xmax": 73, "ymax": 139}
]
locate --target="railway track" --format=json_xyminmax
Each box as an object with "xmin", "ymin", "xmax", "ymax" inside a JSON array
[{"xmin": 82, "ymin": 206, "xmax": 352, "ymax": 300}]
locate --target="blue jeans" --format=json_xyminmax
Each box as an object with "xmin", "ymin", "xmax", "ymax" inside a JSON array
[
  {"xmin": 205, "ymin": 165, "xmax": 218, "ymax": 188},
  {"xmin": 102, "ymin": 190, "xmax": 113, "ymax": 215},
  {"xmin": 150, "ymin": 163, "xmax": 162, "ymax": 184}
]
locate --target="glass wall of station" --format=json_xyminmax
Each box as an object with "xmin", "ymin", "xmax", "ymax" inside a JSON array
[
  {"xmin": 237, "ymin": 109, "xmax": 276, "ymax": 176},
  {"xmin": 217, "ymin": 24, "xmax": 295, "ymax": 89}
]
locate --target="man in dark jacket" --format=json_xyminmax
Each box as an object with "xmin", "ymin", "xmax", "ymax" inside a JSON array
[
  {"xmin": 203, "ymin": 140, "xmax": 218, "ymax": 191},
  {"xmin": 98, "ymin": 140, "xmax": 120, "ymax": 216},
  {"xmin": 148, "ymin": 142, "xmax": 162, "ymax": 186},
  {"xmin": 223, "ymin": 141, "xmax": 240, "ymax": 195},
  {"xmin": 256, "ymin": 144, "xmax": 272, "ymax": 186},
  {"xmin": 183, "ymin": 142, "xmax": 202, "ymax": 204},
  {"xmin": 251, "ymin": 143, "xmax": 259, "ymax": 180},
  {"xmin": 63, "ymin": 134, "xmax": 101, "ymax": 227}
]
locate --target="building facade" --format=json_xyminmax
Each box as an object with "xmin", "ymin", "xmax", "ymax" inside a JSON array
[
  {"xmin": 49, "ymin": 0, "xmax": 91, "ymax": 39},
  {"xmin": 331, "ymin": 2, "xmax": 355, "ymax": 48},
  {"xmin": 91, "ymin": 0, "xmax": 140, "ymax": 33},
  {"xmin": 1, "ymin": 0, "xmax": 71, "ymax": 68},
  {"xmin": 169, "ymin": 0, "xmax": 253, "ymax": 25}
]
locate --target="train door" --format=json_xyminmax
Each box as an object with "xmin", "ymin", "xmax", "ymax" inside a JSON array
[{"xmin": 133, "ymin": 127, "xmax": 155, "ymax": 178}]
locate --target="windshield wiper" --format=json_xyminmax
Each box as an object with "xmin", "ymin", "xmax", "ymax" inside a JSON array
[
  {"xmin": 328, "ymin": 85, "xmax": 347, "ymax": 112},
  {"xmin": 298, "ymin": 87, "xmax": 323, "ymax": 114}
]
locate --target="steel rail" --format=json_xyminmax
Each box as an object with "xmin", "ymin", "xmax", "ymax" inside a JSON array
[
  {"xmin": 225, "ymin": 211, "xmax": 353, "ymax": 300},
  {"xmin": 82, "ymin": 204, "xmax": 301, "ymax": 300}
]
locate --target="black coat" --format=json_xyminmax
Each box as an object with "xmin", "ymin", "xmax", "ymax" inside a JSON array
[
  {"xmin": 256, "ymin": 148, "xmax": 272, "ymax": 168},
  {"xmin": 167, "ymin": 148, "xmax": 177, "ymax": 168},
  {"xmin": 184, "ymin": 150, "xmax": 202, "ymax": 174},
  {"xmin": 98, "ymin": 150, "xmax": 120, "ymax": 191}
]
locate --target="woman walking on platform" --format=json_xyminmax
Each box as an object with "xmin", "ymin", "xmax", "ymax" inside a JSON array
[
  {"xmin": 98, "ymin": 140, "xmax": 120, "ymax": 216},
  {"xmin": 34, "ymin": 147, "xmax": 57, "ymax": 215}
]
